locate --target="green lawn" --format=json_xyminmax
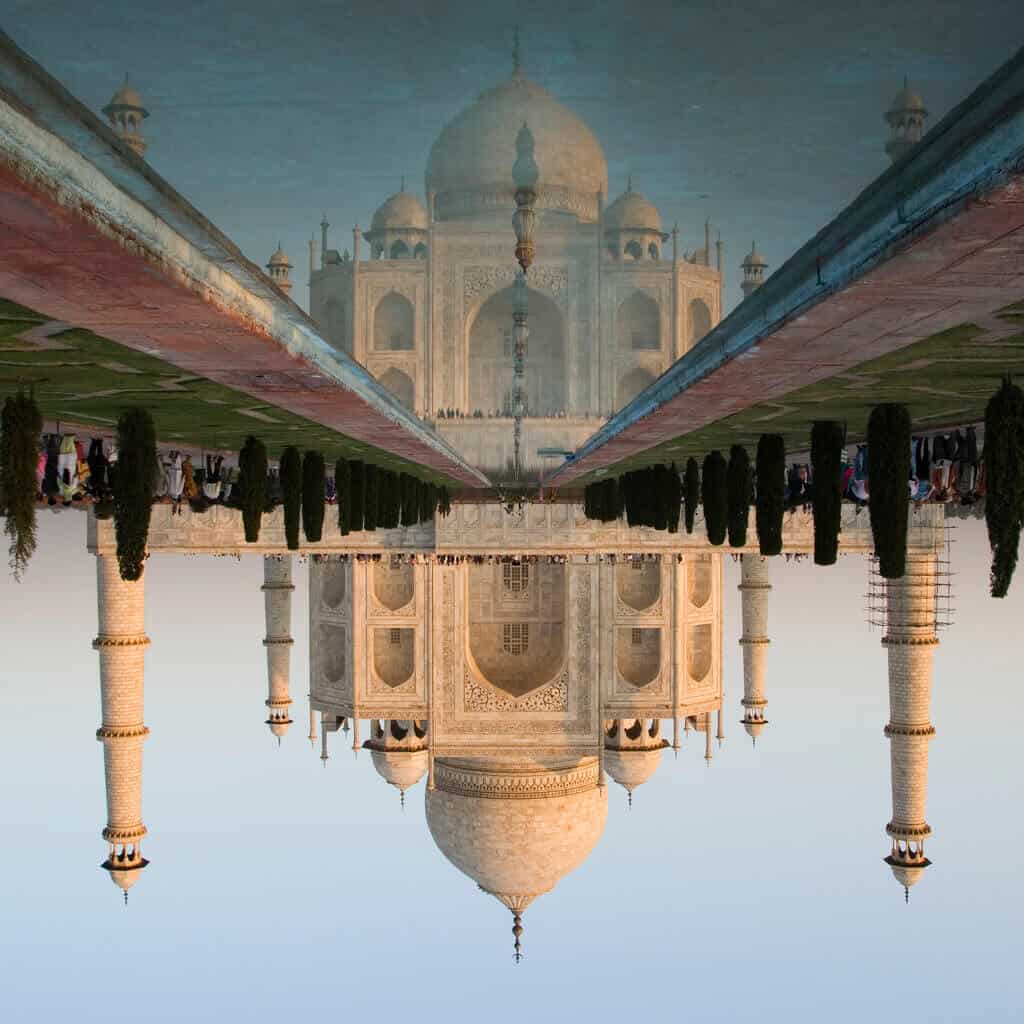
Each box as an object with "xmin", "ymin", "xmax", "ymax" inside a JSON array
[
  {"xmin": 572, "ymin": 300, "xmax": 1024, "ymax": 484},
  {"xmin": 0, "ymin": 298, "xmax": 453, "ymax": 482}
]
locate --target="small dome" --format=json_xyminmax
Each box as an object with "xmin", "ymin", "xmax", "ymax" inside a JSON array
[
  {"xmin": 268, "ymin": 719, "xmax": 291, "ymax": 737},
  {"xmin": 743, "ymin": 720, "xmax": 767, "ymax": 739},
  {"xmin": 888, "ymin": 81, "xmax": 927, "ymax": 115},
  {"xmin": 888, "ymin": 862, "xmax": 928, "ymax": 889},
  {"xmin": 426, "ymin": 756, "xmax": 606, "ymax": 910},
  {"xmin": 371, "ymin": 191, "xmax": 429, "ymax": 233},
  {"xmin": 742, "ymin": 242, "xmax": 767, "ymax": 269},
  {"xmin": 267, "ymin": 243, "xmax": 291, "ymax": 268},
  {"xmin": 107, "ymin": 867, "xmax": 144, "ymax": 891},
  {"xmin": 604, "ymin": 186, "xmax": 663, "ymax": 234},
  {"xmin": 603, "ymin": 747, "xmax": 664, "ymax": 791},
  {"xmin": 370, "ymin": 748, "xmax": 428, "ymax": 791},
  {"xmin": 103, "ymin": 75, "xmax": 148, "ymax": 117}
]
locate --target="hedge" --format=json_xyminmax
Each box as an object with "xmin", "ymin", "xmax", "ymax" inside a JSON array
[
  {"xmin": 755, "ymin": 434, "xmax": 785, "ymax": 556},
  {"xmin": 810, "ymin": 421, "xmax": 844, "ymax": 566},
  {"xmin": 238, "ymin": 436, "xmax": 268, "ymax": 543},
  {"xmin": 683, "ymin": 457, "xmax": 699, "ymax": 534},
  {"xmin": 727, "ymin": 445, "xmax": 751, "ymax": 548},
  {"xmin": 984, "ymin": 377, "xmax": 1024, "ymax": 597},
  {"xmin": 702, "ymin": 451, "xmax": 728, "ymax": 546},
  {"xmin": 113, "ymin": 407, "xmax": 158, "ymax": 581},
  {"xmin": 866, "ymin": 405, "xmax": 911, "ymax": 579},
  {"xmin": 279, "ymin": 446, "xmax": 302, "ymax": 549},
  {"xmin": 0, "ymin": 391, "xmax": 42, "ymax": 579},
  {"xmin": 301, "ymin": 451, "xmax": 326, "ymax": 542}
]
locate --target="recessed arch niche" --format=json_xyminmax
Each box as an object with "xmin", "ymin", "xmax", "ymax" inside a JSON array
[{"xmin": 373, "ymin": 291, "xmax": 415, "ymax": 351}]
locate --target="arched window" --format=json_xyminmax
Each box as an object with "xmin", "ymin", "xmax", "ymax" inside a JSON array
[
  {"xmin": 377, "ymin": 367, "xmax": 415, "ymax": 410},
  {"xmin": 373, "ymin": 292, "xmax": 415, "ymax": 351},
  {"xmin": 413, "ymin": 242, "xmax": 427, "ymax": 259},
  {"xmin": 624, "ymin": 240, "xmax": 643, "ymax": 260},
  {"xmin": 616, "ymin": 628, "xmax": 661, "ymax": 687},
  {"xmin": 616, "ymin": 290, "xmax": 660, "ymax": 351},
  {"xmin": 616, "ymin": 367, "xmax": 656, "ymax": 410},
  {"xmin": 468, "ymin": 285, "xmax": 565, "ymax": 416},
  {"xmin": 647, "ymin": 242, "xmax": 660, "ymax": 260},
  {"xmin": 688, "ymin": 298, "xmax": 712, "ymax": 346},
  {"xmin": 503, "ymin": 562, "xmax": 529, "ymax": 594},
  {"xmin": 389, "ymin": 240, "xmax": 409, "ymax": 259}
]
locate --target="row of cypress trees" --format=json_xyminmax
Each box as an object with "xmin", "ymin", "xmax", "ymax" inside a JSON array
[{"xmin": 0, "ymin": 390, "xmax": 43, "ymax": 579}]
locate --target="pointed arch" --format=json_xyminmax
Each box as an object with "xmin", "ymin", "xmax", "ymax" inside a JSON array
[
  {"xmin": 616, "ymin": 290, "xmax": 660, "ymax": 351},
  {"xmin": 377, "ymin": 367, "xmax": 415, "ymax": 410},
  {"xmin": 688, "ymin": 297, "xmax": 712, "ymax": 346},
  {"xmin": 373, "ymin": 291, "xmax": 415, "ymax": 351}
]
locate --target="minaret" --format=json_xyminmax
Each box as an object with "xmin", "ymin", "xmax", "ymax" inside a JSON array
[
  {"xmin": 93, "ymin": 554, "xmax": 150, "ymax": 900},
  {"xmin": 738, "ymin": 554, "xmax": 771, "ymax": 743},
  {"xmin": 265, "ymin": 243, "xmax": 293, "ymax": 296},
  {"xmin": 882, "ymin": 551, "xmax": 937, "ymax": 900},
  {"xmin": 884, "ymin": 77, "xmax": 928, "ymax": 164},
  {"xmin": 262, "ymin": 556, "xmax": 294, "ymax": 741},
  {"xmin": 102, "ymin": 75, "xmax": 149, "ymax": 157},
  {"xmin": 740, "ymin": 242, "xmax": 768, "ymax": 300},
  {"xmin": 320, "ymin": 215, "xmax": 330, "ymax": 268}
]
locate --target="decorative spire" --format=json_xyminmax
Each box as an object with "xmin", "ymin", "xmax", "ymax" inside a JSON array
[
  {"xmin": 400, "ymin": 789, "xmax": 406, "ymax": 810},
  {"xmin": 123, "ymin": 889, "xmax": 128, "ymax": 906},
  {"xmin": 400, "ymin": 174, "xmax": 406, "ymax": 193},
  {"xmin": 627, "ymin": 789, "xmax": 633, "ymax": 809},
  {"xmin": 512, "ymin": 910, "xmax": 524, "ymax": 963},
  {"xmin": 627, "ymin": 175, "xmax": 633, "ymax": 193},
  {"xmin": 512, "ymin": 25, "xmax": 521, "ymax": 74},
  {"xmin": 904, "ymin": 886, "xmax": 910, "ymax": 904}
]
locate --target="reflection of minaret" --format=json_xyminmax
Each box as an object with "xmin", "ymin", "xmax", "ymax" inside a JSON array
[
  {"xmin": 738, "ymin": 554, "xmax": 770, "ymax": 743},
  {"xmin": 603, "ymin": 718, "xmax": 667, "ymax": 805},
  {"xmin": 882, "ymin": 552, "xmax": 937, "ymax": 900},
  {"xmin": 363, "ymin": 719, "xmax": 428, "ymax": 807},
  {"xmin": 262, "ymin": 556, "xmax": 294, "ymax": 742},
  {"xmin": 93, "ymin": 554, "xmax": 150, "ymax": 901}
]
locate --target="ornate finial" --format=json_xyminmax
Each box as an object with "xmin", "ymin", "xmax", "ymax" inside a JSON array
[
  {"xmin": 123, "ymin": 889, "xmax": 129, "ymax": 906},
  {"xmin": 400, "ymin": 789, "xmax": 406, "ymax": 810},
  {"xmin": 627, "ymin": 175, "xmax": 633, "ymax": 193},
  {"xmin": 752, "ymin": 735, "xmax": 757, "ymax": 749},
  {"xmin": 277, "ymin": 735, "xmax": 281, "ymax": 748},
  {"xmin": 512, "ymin": 910, "xmax": 524, "ymax": 963},
  {"xmin": 512, "ymin": 25, "xmax": 521, "ymax": 74},
  {"xmin": 904, "ymin": 886, "xmax": 910, "ymax": 904},
  {"xmin": 321, "ymin": 213, "xmax": 329, "ymax": 228},
  {"xmin": 627, "ymin": 789, "xmax": 633, "ymax": 809}
]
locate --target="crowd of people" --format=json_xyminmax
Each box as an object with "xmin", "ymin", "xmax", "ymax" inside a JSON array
[
  {"xmin": 434, "ymin": 407, "xmax": 572, "ymax": 421},
  {"xmin": 782, "ymin": 426, "xmax": 984, "ymax": 511}
]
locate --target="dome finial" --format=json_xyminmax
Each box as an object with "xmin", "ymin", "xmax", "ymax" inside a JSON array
[
  {"xmin": 123, "ymin": 889, "xmax": 129, "ymax": 906},
  {"xmin": 512, "ymin": 910, "xmax": 524, "ymax": 963},
  {"xmin": 627, "ymin": 788, "xmax": 633, "ymax": 809},
  {"xmin": 400, "ymin": 789, "xmax": 406, "ymax": 810},
  {"xmin": 400, "ymin": 174, "xmax": 405, "ymax": 193},
  {"xmin": 512, "ymin": 25, "xmax": 521, "ymax": 74},
  {"xmin": 904, "ymin": 885, "xmax": 910, "ymax": 904},
  {"xmin": 627, "ymin": 174, "xmax": 633, "ymax": 193}
]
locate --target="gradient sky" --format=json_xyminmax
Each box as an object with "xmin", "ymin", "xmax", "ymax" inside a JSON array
[
  {"xmin": 1, "ymin": 513, "xmax": 1020, "ymax": 1021},
  {"xmin": 7, "ymin": 0, "xmax": 1024, "ymax": 312}
]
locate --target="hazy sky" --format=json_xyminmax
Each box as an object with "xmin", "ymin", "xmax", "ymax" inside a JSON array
[
  {"xmin": 7, "ymin": 0, "xmax": 1024, "ymax": 311},
  {"xmin": 1, "ymin": 513, "xmax": 1021, "ymax": 1021}
]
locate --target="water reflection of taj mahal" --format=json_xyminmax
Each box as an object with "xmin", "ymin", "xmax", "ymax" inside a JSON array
[{"xmin": 88, "ymin": 504, "xmax": 945, "ymax": 945}]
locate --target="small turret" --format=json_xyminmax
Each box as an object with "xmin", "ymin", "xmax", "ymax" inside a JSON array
[
  {"xmin": 885, "ymin": 77, "xmax": 928, "ymax": 164},
  {"xmin": 265, "ymin": 243, "xmax": 293, "ymax": 296},
  {"xmin": 102, "ymin": 75, "xmax": 149, "ymax": 157},
  {"xmin": 262, "ymin": 556, "xmax": 295, "ymax": 741},
  {"xmin": 740, "ymin": 242, "xmax": 768, "ymax": 300}
]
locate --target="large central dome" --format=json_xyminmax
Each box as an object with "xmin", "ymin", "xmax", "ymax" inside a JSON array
[{"xmin": 426, "ymin": 72, "xmax": 608, "ymax": 223}]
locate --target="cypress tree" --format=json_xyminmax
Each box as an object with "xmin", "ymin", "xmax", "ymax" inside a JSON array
[
  {"xmin": 603, "ymin": 477, "xmax": 621, "ymax": 523},
  {"xmin": 683, "ymin": 457, "xmax": 699, "ymax": 534},
  {"xmin": 112, "ymin": 407, "xmax": 158, "ymax": 581},
  {"xmin": 755, "ymin": 434, "xmax": 785, "ymax": 556},
  {"xmin": 363, "ymin": 464, "xmax": 379, "ymax": 531},
  {"xmin": 702, "ymin": 451, "xmax": 728, "ymax": 546},
  {"xmin": 810, "ymin": 421, "xmax": 844, "ymax": 567},
  {"xmin": 653, "ymin": 464, "xmax": 670, "ymax": 531},
  {"xmin": 666, "ymin": 463, "xmax": 682, "ymax": 533},
  {"xmin": 0, "ymin": 390, "xmax": 43, "ymax": 579},
  {"xmin": 984, "ymin": 377, "xmax": 1024, "ymax": 597},
  {"xmin": 301, "ymin": 451, "xmax": 326, "ymax": 542},
  {"xmin": 866, "ymin": 405, "xmax": 911, "ymax": 579},
  {"xmin": 727, "ymin": 445, "xmax": 751, "ymax": 547},
  {"xmin": 381, "ymin": 470, "xmax": 401, "ymax": 529},
  {"xmin": 401, "ymin": 473, "xmax": 419, "ymax": 527},
  {"xmin": 238, "ymin": 436, "xmax": 268, "ymax": 543},
  {"xmin": 335, "ymin": 457, "xmax": 351, "ymax": 535},
  {"xmin": 279, "ymin": 446, "xmax": 302, "ymax": 549},
  {"xmin": 348, "ymin": 460, "xmax": 365, "ymax": 532},
  {"xmin": 438, "ymin": 486, "xmax": 451, "ymax": 518}
]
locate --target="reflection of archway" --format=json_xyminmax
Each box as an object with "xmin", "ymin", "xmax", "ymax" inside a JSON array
[
  {"xmin": 687, "ymin": 623, "xmax": 712, "ymax": 681},
  {"xmin": 317, "ymin": 624, "xmax": 347, "ymax": 684},
  {"xmin": 616, "ymin": 291, "xmax": 660, "ymax": 351},
  {"xmin": 468, "ymin": 286, "xmax": 565, "ymax": 415},
  {"xmin": 616, "ymin": 627, "xmax": 661, "ymax": 686},
  {"xmin": 616, "ymin": 560, "xmax": 660, "ymax": 611},
  {"xmin": 374, "ymin": 292, "xmax": 415, "ymax": 351},
  {"xmin": 688, "ymin": 298, "xmax": 712, "ymax": 346},
  {"xmin": 389, "ymin": 240, "xmax": 409, "ymax": 259},
  {"xmin": 617, "ymin": 367, "xmax": 655, "ymax": 409},
  {"xmin": 373, "ymin": 559, "xmax": 415, "ymax": 611},
  {"xmin": 321, "ymin": 563, "xmax": 347, "ymax": 609},
  {"xmin": 467, "ymin": 561, "xmax": 566, "ymax": 698},
  {"xmin": 689, "ymin": 556, "xmax": 712, "ymax": 608},
  {"xmin": 373, "ymin": 628, "xmax": 415, "ymax": 687},
  {"xmin": 377, "ymin": 367, "xmax": 414, "ymax": 410},
  {"xmin": 624, "ymin": 240, "xmax": 642, "ymax": 260}
]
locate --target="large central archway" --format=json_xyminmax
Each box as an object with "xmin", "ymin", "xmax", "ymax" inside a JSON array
[{"xmin": 468, "ymin": 286, "xmax": 565, "ymax": 416}]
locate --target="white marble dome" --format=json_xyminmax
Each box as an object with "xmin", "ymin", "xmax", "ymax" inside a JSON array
[
  {"xmin": 371, "ymin": 191, "xmax": 429, "ymax": 232},
  {"xmin": 603, "ymin": 747, "xmax": 664, "ymax": 792},
  {"xmin": 426, "ymin": 72, "xmax": 608, "ymax": 222},
  {"xmin": 370, "ymin": 747, "xmax": 428, "ymax": 791},
  {"xmin": 425, "ymin": 756, "xmax": 607, "ymax": 910},
  {"xmin": 604, "ymin": 187, "xmax": 663, "ymax": 234}
]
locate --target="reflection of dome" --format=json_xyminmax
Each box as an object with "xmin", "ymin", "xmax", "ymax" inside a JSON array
[
  {"xmin": 888, "ymin": 84, "xmax": 927, "ymax": 114},
  {"xmin": 267, "ymin": 243, "xmax": 290, "ymax": 269},
  {"xmin": 371, "ymin": 191, "xmax": 429, "ymax": 232},
  {"xmin": 370, "ymin": 748, "xmax": 428, "ymax": 792},
  {"xmin": 604, "ymin": 187, "xmax": 663, "ymax": 234},
  {"xmin": 887, "ymin": 862, "xmax": 927, "ymax": 889},
  {"xmin": 268, "ymin": 719, "xmax": 291, "ymax": 738},
  {"xmin": 425, "ymin": 756, "xmax": 606, "ymax": 910},
  {"xmin": 426, "ymin": 73, "xmax": 608, "ymax": 222},
  {"xmin": 103, "ymin": 76, "xmax": 148, "ymax": 117},
  {"xmin": 603, "ymin": 747, "xmax": 664, "ymax": 792},
  {"xmin": 743, "ymin": 720, "xmax": 767, "ymax": 739},
  {"xmin": 742, "ymin": 242, "xmax": 767, "ymax": 269}
]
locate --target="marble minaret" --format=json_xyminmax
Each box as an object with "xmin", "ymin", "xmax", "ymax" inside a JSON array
[
  {"xmin": 262, "ymin": 556, "xmax": 295, "ymax": 741},
  {"xmin": 882, "ymin": 551, "xmax": 938, "ymax": 900},
  {"xmin": 94, "ymin": 554, "xmax": 150, "ymax": 901},
  {"xmin": 738, "ymin": 554, "xmax": 771, "ymax": 742}
]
